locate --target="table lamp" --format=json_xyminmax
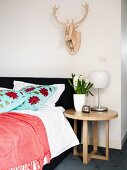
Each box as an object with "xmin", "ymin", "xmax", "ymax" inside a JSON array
[{"xmin": 89, "ymin": 70, "xmax": 110, "ymax": 112}]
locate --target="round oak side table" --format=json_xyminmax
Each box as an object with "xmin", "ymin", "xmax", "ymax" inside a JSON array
[{"xmin": 64, "ymin": 109, "xmax": 118, "ymax": 164}]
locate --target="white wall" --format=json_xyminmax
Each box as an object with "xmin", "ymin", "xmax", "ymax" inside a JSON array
[
  {"xmin": 0, "ymin": 0, "xmax": 122, "ymax": 148},
  {"xmin": 121, "ymin": 0, "xmax": 127, "ymax": 147}
]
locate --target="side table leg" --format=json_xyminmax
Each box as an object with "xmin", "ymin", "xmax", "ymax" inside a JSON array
[
  {"xmin": 105, "ymin": 120, "xmax": 109, "ymax": 160},
  {"xmin": 73, "ymin": 119, "xmax": 78, "ymax": 155},
  {"xmin": 93, "ymin": 121, "xmax": 98, "ymax": 152},
  {"xmin": 83, "ymin": 120, "xmax": 88, "ymax": 164},
  {"xmin": 91, "ymin": 120, "xmax": 109, "ymax": 161}
]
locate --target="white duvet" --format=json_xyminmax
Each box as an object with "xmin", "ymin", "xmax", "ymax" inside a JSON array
[{"xmin": 13, "ymin": 106, "xmax": 79, "ymax": 164}]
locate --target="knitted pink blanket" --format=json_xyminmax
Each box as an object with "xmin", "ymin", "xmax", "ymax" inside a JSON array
[{"xmin": 0, "ymin": 112, "xmax": 51, "ymax": 170}]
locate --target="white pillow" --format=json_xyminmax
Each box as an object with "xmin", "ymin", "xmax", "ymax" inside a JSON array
[
  {"xmin": 0, "ymin": 87, "xmax": 11, "ymax": 90},
  {"xmin": 13, "ymin": 80, "xmax": 65, "ymax": 107}
]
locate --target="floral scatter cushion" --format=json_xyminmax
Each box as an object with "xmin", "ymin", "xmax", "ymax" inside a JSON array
[
  {"xmin": 13, "ymin": 80, "xmax": 65, "ymax": 107},
  {"xmin": 0, "ymin": 90, "xmax": 28, "ymax": 113},
  {"xmin": 16, "ymin": 85, "xmax": 57, "ymax": 111}
]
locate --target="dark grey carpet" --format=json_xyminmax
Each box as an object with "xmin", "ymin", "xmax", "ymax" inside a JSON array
[{"xmin": 55, "ymin": 140, "xmax": 127, "ymax": 170}]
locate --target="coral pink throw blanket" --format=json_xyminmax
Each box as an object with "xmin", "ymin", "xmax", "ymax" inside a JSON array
[{"xmin": 0, "ymin": 112, "xmax": 51, "ymax": 170}]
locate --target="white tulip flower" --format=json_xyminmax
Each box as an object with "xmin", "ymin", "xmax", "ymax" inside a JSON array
[{"xmin": 79, "ymin": 75, "xmax": 83, "ymax": 84}]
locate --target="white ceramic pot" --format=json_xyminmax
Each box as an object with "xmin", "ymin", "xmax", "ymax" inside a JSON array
[{"xmin": 73, "ymin": 94, "xmax": 86, "ymax": 112}]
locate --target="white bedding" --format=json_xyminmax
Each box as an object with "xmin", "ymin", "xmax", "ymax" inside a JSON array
[{"xmin": 13, "ymin": 106, "xmax": 79, "ymax": 164}]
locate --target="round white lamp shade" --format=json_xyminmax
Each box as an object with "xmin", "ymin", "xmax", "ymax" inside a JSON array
[{"xmin": 89, "ymin": 70, "xmax": 110, "ymax": 89}]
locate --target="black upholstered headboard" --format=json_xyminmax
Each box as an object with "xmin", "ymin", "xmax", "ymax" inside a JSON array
[{"xmin": 0, "ymin": 77, "xmax": 74, "ymax": 110}]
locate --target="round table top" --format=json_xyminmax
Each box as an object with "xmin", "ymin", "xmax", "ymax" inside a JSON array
[{"xmin": 64, "ymin": 109, "xmax": 118, "ymax": 121}]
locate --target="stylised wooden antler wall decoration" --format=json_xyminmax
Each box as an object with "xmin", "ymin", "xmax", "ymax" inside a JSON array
[{"xmin": 52, "ymin": 3, "xmax": 89, "ymax": 55}]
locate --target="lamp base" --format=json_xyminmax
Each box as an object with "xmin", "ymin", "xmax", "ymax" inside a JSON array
[{"xmin": 91, "ymin": 106, "xmax": 108, "ymax": 112}]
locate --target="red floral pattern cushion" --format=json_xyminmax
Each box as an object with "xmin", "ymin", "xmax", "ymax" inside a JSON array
[
  {"xmin": 0, "ymin": 90, "xmax": 27, "ymax": 113},
  {"xmin": 16, "ymin": 85, "xmax": 57, "ymax": 111}
]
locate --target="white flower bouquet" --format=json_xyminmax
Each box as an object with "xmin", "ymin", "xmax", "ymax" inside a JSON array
[{"xmin": 68, "ymin": 73, "xmax": 93, "ymax": 95}]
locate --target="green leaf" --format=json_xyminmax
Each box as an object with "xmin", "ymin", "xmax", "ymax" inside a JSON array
[
  {"xmin": 49, "ymin": 87, "xmax": 52, "ymax": 92},
  {"xmin": 68, "ymin": 79, "xmax": 76, "ymax": 93},
  {"xmin": 34, "ymin": 91, "xmax": 39, "ymax": 95},
  {"xmin": 0, "ymin": 104, "xmax": 3, "ymax": 108},
  {"xmin": 5, "ymin": 101, "xmax": 10, "ymax": 105}
]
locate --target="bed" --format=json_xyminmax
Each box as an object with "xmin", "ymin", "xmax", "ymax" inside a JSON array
[{"xmin": 0, "ymin": 77, "xmax": 79, "ymax": 170}]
